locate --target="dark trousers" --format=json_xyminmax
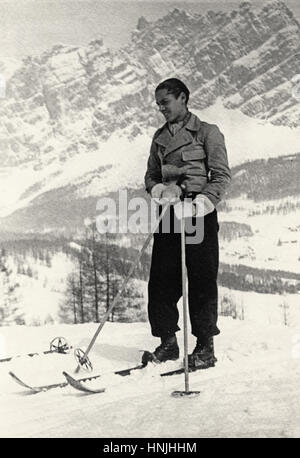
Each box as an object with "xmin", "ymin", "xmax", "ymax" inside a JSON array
[{"xmin": 148, "ymin": 208, "xmax": 220, "ymax": 341}]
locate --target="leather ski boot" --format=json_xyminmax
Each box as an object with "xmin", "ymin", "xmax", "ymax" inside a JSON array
[
  {"xmin": 142, "ymin": 335, "xmax": 179, "ymax": 365},
  {"xmin": 188, "ymin": 336, "xmax": 217, "ymax": 369}
]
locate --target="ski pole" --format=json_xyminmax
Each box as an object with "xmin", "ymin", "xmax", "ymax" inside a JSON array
[
  {"xmin": 74, "ymin": 202, "xmax": 170, "ymax": 373},
  {"xmin": 181, "ymin": 211, "xmax": 190, "ymax": 392},
  {"xmin": 172, "ymin": 201, "xmax": 200, "ymax": 398}
]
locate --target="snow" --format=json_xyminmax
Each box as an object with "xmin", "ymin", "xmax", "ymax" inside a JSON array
[
  {"xmin": 149, "ymin": 52, "xmax": 176, "ymax": 78},
  {"xmin": 0, "ymin": 313, "xmax": 300, "ymax": 438},
  {"xmin": 0, "ymin": 101, "xmax": 299, "ymax": 218},
  {"xmin": 0, "ymin": 252, "xmax": 74, "ymax": 325},
  {"xmin": 193, "ymin": 101, "xmax": 300, "ymax": 165},
  {"xmin": 0, "ymin": 63, "xmax": 299, "ymax": 438},
  {"xmin": 218, "ymin": 197, "xmax": 300, "ymax": 273},
  {"xmin": 219, "ymin": 286, "xmax": 300, "ymax": 326},
  {"xmin": 0, "ymin": 57, "xmax": 21, "ymax": 81}
]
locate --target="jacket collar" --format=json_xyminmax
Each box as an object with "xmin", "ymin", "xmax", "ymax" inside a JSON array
[
  {"xmin": 184, "ymin": 112, "xmax": 202, "ymax": 132},
  {"xmin": 154, "ymin": 112, "xmax": 201, "ymax": 156}
]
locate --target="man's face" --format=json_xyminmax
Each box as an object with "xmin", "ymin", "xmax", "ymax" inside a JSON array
[{"xmin": 155, "ymin": 89, "xmax": 187, "ymax": 123}]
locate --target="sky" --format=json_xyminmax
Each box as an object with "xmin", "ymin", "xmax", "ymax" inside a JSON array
[{"xmin": 0, "ymin": 0, "xmax": 299, "ymax": 60}]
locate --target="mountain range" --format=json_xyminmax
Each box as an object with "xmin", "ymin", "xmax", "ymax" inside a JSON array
[{"xmin": 0, "ymin": 0, "xmax": 299, "ymax": 235}]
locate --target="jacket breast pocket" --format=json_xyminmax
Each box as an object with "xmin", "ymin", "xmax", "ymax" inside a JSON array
[
  {"xmin": 181, "ymin": 148, "xmax": 206, "ymax": 162},
  {"xmin": 181, "ymin": 147, "xmax": 207, "ymax": 177}
]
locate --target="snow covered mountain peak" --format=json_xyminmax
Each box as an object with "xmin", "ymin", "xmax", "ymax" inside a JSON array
[
  {"xmin": 1, "ymin": 0, "xmax": 299, "ymax": 169},
  {"xmin": 0, "ymin": 0, "xmax": 299, "ymax": 234}
]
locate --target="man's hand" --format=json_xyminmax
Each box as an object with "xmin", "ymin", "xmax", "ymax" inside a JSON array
[
  {"xmin": 151, "ymin": 183, "xmax": 182, "ymax": 205},
  {"xmin": 174, "ymin": 194, "xmax": 215, "ymax": 219},
  {"xmin": 151, "ymin": 183, "xmax": 167, "ymax": 200},
  {"xmin": 194, "ymin": 194, "xmax": 215, "ymax": 215},
  {"xmin": 161, "ymin": 183, "xmax": 182, "ymax": 204}
]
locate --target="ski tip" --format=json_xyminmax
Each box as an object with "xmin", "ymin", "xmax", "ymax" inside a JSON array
[
  {"xmin": 62, "ymin": 371, "xmax": 77, "ymax": 385},
  {"xmin": 62, "ymin": 371, "xmax": 72, "ymax": 380},
  {"xmin": 63, "ymin": 371, "xmax": 105, "ymax": 394}
]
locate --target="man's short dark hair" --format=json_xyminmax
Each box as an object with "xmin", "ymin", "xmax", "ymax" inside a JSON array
[{"xmin": 155, "ymin": 78, "xmax": 190, "ymax": 104}]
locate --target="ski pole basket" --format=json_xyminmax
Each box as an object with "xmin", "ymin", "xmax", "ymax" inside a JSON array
[
  {"xmin": 74, "ymin": 348, "xmax": 93, "ymax": 372},
  {"xmin": 50, "ymin": 337, "xmax": 70, "ymax": 354}
]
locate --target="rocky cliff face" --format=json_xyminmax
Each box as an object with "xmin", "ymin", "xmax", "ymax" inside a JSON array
[
  {"xmin": 0, "ymin": 0, "xmax": 299, "ymax": 169},
  {"xmin": 129, "ymin": 0, "xmax": 300, "ymax": 124}
]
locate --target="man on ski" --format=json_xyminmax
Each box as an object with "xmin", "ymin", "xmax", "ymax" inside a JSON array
[{"xmin": 144, "ymin": 78, "xmax": 231, "ymax": 369}]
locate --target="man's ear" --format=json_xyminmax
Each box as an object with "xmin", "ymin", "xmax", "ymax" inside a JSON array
[{"xmin": 180, "ymin": 91, "xmax": 187, "ymax": 104}]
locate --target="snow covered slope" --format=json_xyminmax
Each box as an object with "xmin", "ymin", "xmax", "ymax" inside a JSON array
[
  {"xmin": 219, "ymin": 197, "xmax": 300, "ymax": 273},
  {"xmin": 0, "ymin": 317, "xmax": 300, "ymax": 438},
  {"xmin": 0, "ymin": 0, "xmax": 299, "ymax": 234},
  {"xmin": 0, "ymin": 101, "xmax": 299, "ymax": 231}
]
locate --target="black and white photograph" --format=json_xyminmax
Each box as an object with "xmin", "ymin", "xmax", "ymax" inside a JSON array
[{"xmin": 0, "ymin": 0, "xmax": 299, "ymax": 440}]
